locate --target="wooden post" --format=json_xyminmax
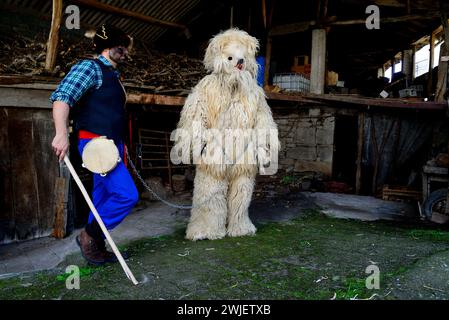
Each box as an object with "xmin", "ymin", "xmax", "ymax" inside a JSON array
[
  {"xmin": 165, "ymin": 132, "xmax": 173, "ymax": 191},
  {"xmin": 440, "ymin": 0, "xmax": 449, "ymax": 217},
  {"xmin": 247, "ymin": 7, "xmax": 252, "ymax": 33},
  {"xmin": 412, "ymin": 45, "xmax": 417, "ymax": 80},
  {"xmin": 262, "ymin": 0, "xmax": 267, "ymax": 29},
  {"xmin": 52, "ymin": 177, "xmax": 66, "ymax": 238},
  {"xmin": 402, "ymin": 49, "xmax": 414, "ymax": 86},
  {"xmin": 428, "ymin": 31, "xmax": 436, "ymax": 95},
  {"xmin": 310, "ymin": 29, "xmax": 327, "ymax": 94},
  {"xmin": 355, "ymin": 112, "xmax": 365, "ymax": 195},
  {"xmin": 264, "ymin": 36, "xmax": 272, "ymax": 87},
  {"xmin": 45, "ymin": 0, "xmax": 63, "ymax": 73},
  {"xmin": 436, "ymin": 4, "xmax": 449, "ymax": 102},
  {"xmin": 429, "ymin": 32, "xmax": 436, "ymax": 74},
  {"xmin": 230, "ymin": 6, "xmax": 234, "ymax": 28},
  {"xmin": 316, "ymin": 0, "xmax": 328, "ymax": 26}
]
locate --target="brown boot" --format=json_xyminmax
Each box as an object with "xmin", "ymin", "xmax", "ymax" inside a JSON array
[
  {"xmin": 76, "ymin": 230, "xmax": 106, "ymax": 266},
  {"xmin": 95, "ymin": 238, "xmax": 129, "ymax": 263}
]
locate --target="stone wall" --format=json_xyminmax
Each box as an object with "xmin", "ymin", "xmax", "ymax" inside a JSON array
[{"xmin": 274, "ymin": 107, "xmax": 335, "ymax": 176}]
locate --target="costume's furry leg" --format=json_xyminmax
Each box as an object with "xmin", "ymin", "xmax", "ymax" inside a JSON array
[
  {"xmin": 186, "ymin": 169, "xmax": 228, "ymax": 241},
  {"xmin": 226, "ymin": 175, "xmax": 256, "ymax": 237}
]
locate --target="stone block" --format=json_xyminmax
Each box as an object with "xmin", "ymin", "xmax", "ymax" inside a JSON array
[
  {"xmin": 294, "ymin": 160, "xmax": 332, "ymax": 176},
  {"xmin": 315, "ymin": 116, "xmax": 335, "ymax": 145},
  {"xmin": 308, "ymin": 108, "xmax": 321, "ymax": 117},
  {"xmin": 287, "ymin": 146, "xmax": 316, "ymax": 161},
  {"xmin": 316, "ymin": 128, "xmax": 334, "ymax": 145},
  {"xmin": 317, "ymin": 146, "xmax": 334, "ymax": 163},
  {"xmin": 280, "ymin": 158, "xmax": 295, "ymax": 166},
  {"xmin": 296, "ymin": 126, "xmax": 316, "ymax": 144}
]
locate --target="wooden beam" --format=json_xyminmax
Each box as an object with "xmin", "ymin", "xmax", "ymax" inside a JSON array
[
  {"xmin": 440, "ymin": 3, "xmax": 449, "ymax": 52},
  {"xmin": 299, "ymin": 93, "xmax": 448, "ymax": 110},
  {"xmin": 436, "ymin": 2, "xmax": 449, "ymax": 102},
  {"xmin": 262, "ymin": 0, "xmax": 267, "ymax": 29},
  {"xmin": 428, "ymin": 31, "xmax": 436, "ymax": 94},
  {"xmin": 264, "ymin": 92, "xmax": 448, "ymax": 110},
  {"xmin": 45, "ymin": 0, "xmax": 63, "ymax": 72},
  {"xmin": 247, "ymin": 7, "xmax": 252, "ymax": 33},
  {"xmin": 52, "ymin": 177, "xmax": 67, "ymax": 239},
  {"xmin": 374, "ymin": 0, "xmax": 404, "ymax": 8},
  {"xmin": 0, "ymin": 75, "xmax": 59, "ymax": 85},
  {"xmin": 230, "ymin": 6, "xmax": 234, "ymax": 28},
  {"xmin": 310, "ymin": 29, "xmax": 327, "ymax": 94},
  {"xmin": 269, "ymin": 12, "xmax": 441, "ymax": 37},
  {"xmin": 402, "ymin": 49, "xmax": 413, "ymax": 86},
  {"xmin": 412, "ymin": 45, "xmax": 417, "ymax": 80},
  {"xmin": 0, "ymin": 86, "xmax": 54, "ymax": 109},
  {"xmin": 265, "ymin": 92, "xmax": 324, "ymax": 105},
  {"xmin": 268, "ymin": 0, "xmax": 276, "ymax": 29},
  {"xmin": 71, "ymin": 0, "xmax": 188, "ymax": 31},
  {"xmin": 355, "ymin": 112, "xmax": 365, "ymax": 194},
  {"xmin": 269, "ymin": 21, "xmax": 312, "ymax": 37},
  {"xmin": 331, "ymin": 12, "xmax": 441, "ymax": 25},
  {"xmin": 322, "ymin": 0, "xmax": 328, "ymax": 21},
  {"xmin": 127, "ymin": 93, "xmax": 185, "ymax": 106},
  {"xmin": 0, "ymin": 84, "xmax": 187, "ymax": 108},
  {"xmin": 264, "ymin": 36, "xmax": 273, "ymax": 87}
]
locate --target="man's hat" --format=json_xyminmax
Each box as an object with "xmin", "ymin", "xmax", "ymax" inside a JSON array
[{"xmin": 93, "ymin": 24, "xmax": 131, "ymax": 53}]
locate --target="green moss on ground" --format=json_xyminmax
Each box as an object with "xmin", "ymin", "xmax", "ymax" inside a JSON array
[{"xmin": 1, "ymin": 212, "xmax": 449, "ymax": 300}]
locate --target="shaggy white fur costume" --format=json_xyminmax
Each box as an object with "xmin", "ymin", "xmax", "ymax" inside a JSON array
[{"xmin": 176, "ymin": 28, "xmax": 279, "ymax": 241}]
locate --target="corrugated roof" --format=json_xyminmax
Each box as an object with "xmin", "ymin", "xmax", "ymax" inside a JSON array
[{"xmin": 3, "ymin": 0, "xmax": 202, "ymax": 43}]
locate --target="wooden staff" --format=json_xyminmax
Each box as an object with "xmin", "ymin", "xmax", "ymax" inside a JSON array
[{"xmin": 64, "ymin": 155, "xmax": 138, "ymax": 285}]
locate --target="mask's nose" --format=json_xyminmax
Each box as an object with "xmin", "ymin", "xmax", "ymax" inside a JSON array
[{"xmin": 237, "ymin": 58, "xmax": 244, "ymax": 65}]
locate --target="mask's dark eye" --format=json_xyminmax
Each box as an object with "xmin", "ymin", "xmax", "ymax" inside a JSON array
[{"xmin": 228, "ymin": 57, "xmax": 233, "ymax": 61}]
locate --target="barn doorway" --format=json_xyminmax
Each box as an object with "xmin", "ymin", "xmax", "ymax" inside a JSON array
[{"xmin": 332, "ymin": 114, "xmax": 359, "ymax": 191}]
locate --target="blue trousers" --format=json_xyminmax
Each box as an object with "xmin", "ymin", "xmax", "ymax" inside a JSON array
[{"xmin": 78, "ymin": 139, "xmax": 139, "ymax": 230}]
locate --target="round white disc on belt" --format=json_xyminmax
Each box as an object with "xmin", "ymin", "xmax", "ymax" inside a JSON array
[{"xmin": 82, "ymin": 136, "xmax": 120, "ymax": 175}]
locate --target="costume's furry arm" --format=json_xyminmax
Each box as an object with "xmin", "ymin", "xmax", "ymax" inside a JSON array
[
  {"xmin": 254, "ymin": 90, "xmax": 280, "ymax": 173},
  {"xmin": 254, "ymin": 93, "xmax": 277, "ymax": 131},
  {"xmin": 174, "ymin": 87, "xmax": 207, "ymax": 164}
]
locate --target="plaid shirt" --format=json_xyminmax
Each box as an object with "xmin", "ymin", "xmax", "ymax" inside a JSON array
[{"xmin": 50, "ymin": 55, "xmax": 120, "ymax": 107}]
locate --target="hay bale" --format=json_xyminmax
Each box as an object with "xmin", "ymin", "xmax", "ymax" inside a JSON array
[{"xmin": 172, "ymin": 174, "xmax": 186, "ymax": 192}]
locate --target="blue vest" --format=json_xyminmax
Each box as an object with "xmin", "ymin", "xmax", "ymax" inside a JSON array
[{"xmin": 75, "ymin": 59, "xmax": 126, "ymax": 143}]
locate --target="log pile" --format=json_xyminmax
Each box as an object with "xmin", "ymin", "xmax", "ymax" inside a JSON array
[
  {"xmin": 0, "ymin": 32, "xmax": 207, "ymax": 95},
  {"xmin": 121, "ymin": 44, "xmax": 207, "ymax": 94}
]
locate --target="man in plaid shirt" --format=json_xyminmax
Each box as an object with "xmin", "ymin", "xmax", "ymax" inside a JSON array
[{"xmin": 51, "ymin": 24, "xmax": 138, "ymax": 266}]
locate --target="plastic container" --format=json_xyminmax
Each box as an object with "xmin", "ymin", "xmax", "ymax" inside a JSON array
[
  {"xmin": 256, "ymin": 56, "xmax": 265, "ymax": 87},
  {"xmin": 273, "ymin": 73, "xmax": 310, "ymax": 93}
]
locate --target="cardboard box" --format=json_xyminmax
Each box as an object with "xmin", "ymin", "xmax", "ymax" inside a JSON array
[
  {"xmin": 293, "ymin": 55, "xmax": 309, "ymax": 66},
  {"xmin": 291, "ymin": 64, "xmax": 311, "ymax": 75},
  {"xmin": 326, "ymin": 71, "xmax": 339, "ymax": 86}
]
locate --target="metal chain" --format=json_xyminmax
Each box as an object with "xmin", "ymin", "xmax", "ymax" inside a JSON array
[{"xmin": 125, "ymin": 146, "xmax": 193, "ymax": 210}]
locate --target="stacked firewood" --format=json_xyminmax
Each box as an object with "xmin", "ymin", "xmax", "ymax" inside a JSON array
[
  {"xmin": 0, "ymin": 32, "xmax": 207, "ymax": 94},
  {"xmin": 0, "ymin": 33, "xmax": 49, "ymax": 76},
  {"xmin": 121, "ymin": 43, "xmax": 207, "ymax": 94}
]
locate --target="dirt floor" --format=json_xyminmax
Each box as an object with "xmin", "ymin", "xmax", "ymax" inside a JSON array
[{"xmin": 1, "ymin": 205, "xmax": 449, "ymax": 300}]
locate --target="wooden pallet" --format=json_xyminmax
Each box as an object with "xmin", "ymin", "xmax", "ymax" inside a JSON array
[{"xmin": 382, "ymin": 185, "xmax": 422, "ymax": 202}]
